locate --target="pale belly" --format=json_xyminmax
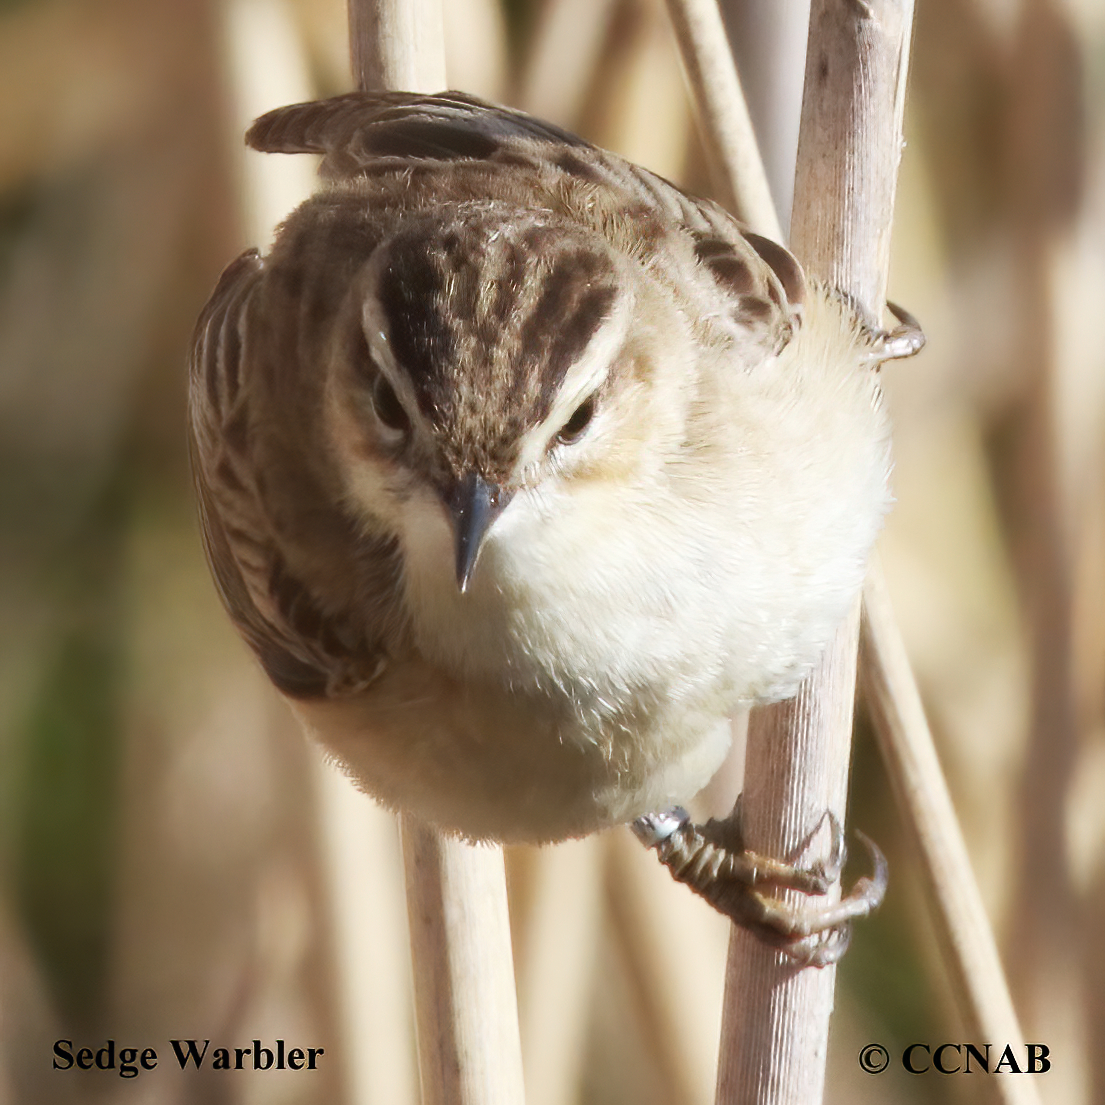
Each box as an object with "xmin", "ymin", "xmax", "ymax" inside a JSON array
[{"xmin": 288, "ymin": 649, "xmax": 735, "ymax": 843}]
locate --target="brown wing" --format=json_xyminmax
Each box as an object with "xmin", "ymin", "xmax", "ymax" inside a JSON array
[
  {"xmin": 246, "ymin": 90, "xmax": 805, "ymax": 351},
  {"xmin": 188, "ymin": 250, "xmax": 383, "ymax": 699},
  {"xmin": 245, "ymin": 90, "xmax": 590, "ymax": 173}
]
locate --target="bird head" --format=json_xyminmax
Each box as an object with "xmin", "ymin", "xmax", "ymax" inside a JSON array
[{"xmin": 334, "ymin": 207, "xmax": 635, "ymax": 592}]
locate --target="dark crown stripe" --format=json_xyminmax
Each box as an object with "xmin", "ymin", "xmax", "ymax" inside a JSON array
[{"xmin": 519, "ymin": 254, "xmax": 617, "ymax": 396}]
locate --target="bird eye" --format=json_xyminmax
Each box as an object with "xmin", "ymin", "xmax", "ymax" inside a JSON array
[
  {"xmin": 372, "ymin": 374, "xmax": 411, "ymax": 435},
  {"xmin": 556, "ymin": 396, "xmax": 596, "ymax": 445}
]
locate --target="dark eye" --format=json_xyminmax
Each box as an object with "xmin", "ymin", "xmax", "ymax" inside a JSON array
[
  {"xmin": 372, "ymin": 374, "xmax": 411, "ymax": 435},
  {"xmin": 555, "ymin": 396, "xmax": 596, "ymax": 445}
]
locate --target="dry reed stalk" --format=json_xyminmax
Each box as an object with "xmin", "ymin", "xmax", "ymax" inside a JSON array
[
  {"xmin": 716, "ymin": 618, "xmax": 859, "ymax": 1105},
  {"xmin": 348, "ymin": 0, "xmax": 446, "ymax": 92},
  {"xmin": 401, "ymin": 822, "xmax": 526, "ymax": 1105},
  {"xmin": 604, "ymin": 826, "xmax": 731, "ymax": 1105},
  {"xmin": 511, "ymin": 839, "xmax": 603, "ymax": 1105},
  {"xmin": 662, "ymin": 0, "xmax": 782, "ymax": 237},
  {"xmin": 861, "ymin": 563, "xmax": 1042, "ymax": 1105},
  {"xmin": 719, "ymin": 0, "xmax": 810, "ymax": 237},
  {"xmin": 517, "ymin": 0, "xmax": 619, "ymax": 124},
  {"xmin": 315, "ymin": 756, "xmax": 418, "ymax": 1105},
  {"xmin": 661, "ymin": 1, "xmax": 916, "ymax": 1100},
  {"xmin": 665, "ymin": 2, "xmax": 1038, "ymax": 1101},
  {"xmin": 344, "ymin": 4, "xmax": 526, "ymax": 1103},
  {"xmin": 1000, "ymin": 4, "xmax": 1083, "ymax": 1066}
]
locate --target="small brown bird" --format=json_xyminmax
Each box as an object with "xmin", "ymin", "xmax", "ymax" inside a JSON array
[{"xmin": 190, "ymin": 91, "xmax": 918, "ymax": 953}]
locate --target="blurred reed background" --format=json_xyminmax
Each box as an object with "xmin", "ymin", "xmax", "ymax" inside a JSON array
[{"xmin": 1, "ymin": 0, "xmax": 1103, "ymax": 1102}]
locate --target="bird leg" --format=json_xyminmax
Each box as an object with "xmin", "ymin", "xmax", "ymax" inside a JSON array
[{"xmin": 631, "ymin": 805, "xmax": 887, "ymax": 967}]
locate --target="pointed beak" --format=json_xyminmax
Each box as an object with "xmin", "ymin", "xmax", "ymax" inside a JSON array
[{"xmin": 444, "ymin": 473, "xmax": 514, "ymax": 593}]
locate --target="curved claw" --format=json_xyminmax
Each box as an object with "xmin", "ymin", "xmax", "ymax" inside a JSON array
[
  {"xmin": 777, "ymin": 830, "xmax": 888, "ymax": 964},
  {"xmin": 870, "ymin": 300, "xmax": 926, "ymax": 362},
  {"xmin": 849, "ymin": 829, "xmax": 889, "ymax": 913}
]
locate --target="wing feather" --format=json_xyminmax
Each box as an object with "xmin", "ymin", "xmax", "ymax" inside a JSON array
[
  {"xmin": 246, "ymin": 90, "xmax": 589, "ymax": 166},
  {"xmin": 188, "ymin": 250, "xmax": 383, "ymax": 699},
  {"xmin": 245, "ymin": 90, "xmax": 805, "ymax": 344}
]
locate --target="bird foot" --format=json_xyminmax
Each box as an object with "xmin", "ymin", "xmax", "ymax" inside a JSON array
[{"xmin": 632, "ymin": 805, "xmax": 887, "ymax": 967}]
